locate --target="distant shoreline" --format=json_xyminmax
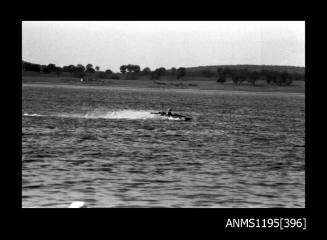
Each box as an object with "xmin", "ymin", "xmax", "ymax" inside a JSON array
[
  {"xmin": 22, "ymin": 78, "xmax": 305, "ymax": 97},
  {"xmin": 22, "ymin": 76, "xmax": 305, "ymax": 94}
]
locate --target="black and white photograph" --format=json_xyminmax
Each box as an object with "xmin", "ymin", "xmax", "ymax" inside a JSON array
[{"xmin": 22, "ymin": 21, "xmax": 305, "ymax": 208}]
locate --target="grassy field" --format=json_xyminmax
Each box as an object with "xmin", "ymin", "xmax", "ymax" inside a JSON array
[{"xmin": 22, "ymin": 75, "xmax": 305, "ymax": 93}]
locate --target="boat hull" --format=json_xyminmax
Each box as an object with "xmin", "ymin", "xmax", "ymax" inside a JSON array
[{"xmin": 151, "ymin": 112, "xmax": 192, "ymax": 121}]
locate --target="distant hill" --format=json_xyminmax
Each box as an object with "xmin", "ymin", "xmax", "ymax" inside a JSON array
[{"xmin": 185, "ymin": 65, "xmax": 305, "ymax": 74}]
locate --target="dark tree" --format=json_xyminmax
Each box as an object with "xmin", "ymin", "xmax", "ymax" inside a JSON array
[
  {"xmin": 105, "ymin": 69, "xmax": 113, "ymax": 74},
  {"xmin": 86, "ymin": 64, "xmax": 95, "ymax": 73},
  {"xmin": 216, "ymin": 68, "xmax": 226, "ymax": 83},
  {"xmin": 123, "ymin": 64, "xmax": 141, "ymax": 73},
  {"xmin": 260, "ymin": 70, "xmax": 269, "ymax": 84},
  {"xmin": 95, "ymin": 66, "xmax": 100, "ymax": 72},
  {"xmin": 280, "ymin": 71, "xmax": 290, "ymax": 85},
  {"xmin": 274, "ymin": 73, "xmax": 283, "ymax": 86},
  {"xmin": 248, "ymin": 71, "xmax": 259, "ymax": 85},
  {"xmin": 122, "ymin": 64, "xmax": 141, "ymax": 79},
  {"xmin": 126, "ymin": 64, "xmax": 133, "ymax": 73},
  {"xmin": 133, "ymin": 65, "xmax": 141, "ymax": 73},
  {"xmin": 142, "ymin": 67, "xmax": 151, "ymax": 75},
  {"xmin": 47, "ymin": 63, "xmax": 57, "ymax": 72},
  {"xmin": 62, "ymin": 65, "xmax": 77, "ymax": 73},
  {"xmin": 41, "ymin": 65, "xmax": 50, "ymax": 73},
  {"xmin": 151, "ymin": 67, "xmax": 166, "ymax": 80},
  {"xmin": 223, "ymin": 67, "xmax": 232, "ymax": 78},
  {"xmin": 263, "ymin": 70, "xmax": 278, "ymax": 85},
  {"xmin": 120, "ymin": 65, "xmax": 127, "ymax": 74},
  {"xmin": 239, "ymin": 68, "xmax": 250, "ymax": 84},
  {"xmin": 231, "ymin": 69, "xmax": 241, "ymax": 84},
  {"xmin": 232, "ymin": 76, "xmax": 240, "ymax": 85},
  {"xmin": 23, "ymin": 62, "xmax": 42, "ymax": 72},
  {"xmin": 239, "ymin": 69, "xmax": 249, "ymax": 84},
  {"xmin": 176, "ymin": 67, "xmax": 186, "ymax": 80},
  {"xmin": 76, "ymin": 64, "xmax": 85, "ymax": 73},
  {"xmin": 158, "ymin": 67, "xmax": 166, "ymax": 74}
]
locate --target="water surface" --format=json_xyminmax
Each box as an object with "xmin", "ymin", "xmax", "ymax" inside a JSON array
[{"xmin": 22, "ymin": 84, "xmax": 305, "ymax": 207}]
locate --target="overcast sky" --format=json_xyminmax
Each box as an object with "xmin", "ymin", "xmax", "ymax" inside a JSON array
[{"xmin": 22, "ymin": 21, "xmax": 305, "ymax": 72}]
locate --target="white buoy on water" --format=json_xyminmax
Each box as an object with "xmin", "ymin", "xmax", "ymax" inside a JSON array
[{"xmin": 68, "ymin": 201, "xmax": 86, "ymax": 208}]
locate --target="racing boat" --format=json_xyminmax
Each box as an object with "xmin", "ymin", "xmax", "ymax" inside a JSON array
[{"xmin": 151, "ymin": 111, "xmax": 192, "ymax": 121}]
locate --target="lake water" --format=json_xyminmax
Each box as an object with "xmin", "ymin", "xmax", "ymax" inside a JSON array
[{"xmin": 22, "ymin": 83, "xmax": 305, "ymax": 208}]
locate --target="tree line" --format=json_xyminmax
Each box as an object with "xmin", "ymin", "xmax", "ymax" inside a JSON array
[
  {"xmin": 22, "ymin": 61, "xmax": 118, "ymax": 79},
  {"xmin": 118, "ymin": 65, "xmax": 186, "ymax": 80},
  {"xmin": 22, "ymin": 61, "xmax": 186, "ymax": 80},
  {"xmin": 215, "ymin": 67, "xmax": 304, "ymax": 86},
  {"xmin": 22, "ymin": 60, "xmax": 304, "ymax": 86}
]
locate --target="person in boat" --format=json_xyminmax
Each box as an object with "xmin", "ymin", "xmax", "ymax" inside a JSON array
[
  {"xmin": 167, "ymin": 108, "xmax": 172, "ymax": 116},
  {"xmin": 154, "ymin": 108, "xmax": 172, "ymax": 116}
]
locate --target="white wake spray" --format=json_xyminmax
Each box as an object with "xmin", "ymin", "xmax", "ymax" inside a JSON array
[
  {"xmin": 23, "ymin": 113, "xmax": 47, "ymax": 117},
  {"xmin": 82, "ymin": 110, "xmax": 158, "ymax": 120},
  {"xmin": 23, "ymin": 110, "xmax": 183, "ymax": 120},
  {"xmin": 59, "ymin": 110, "xmax": 159, "ymax": 120}
]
